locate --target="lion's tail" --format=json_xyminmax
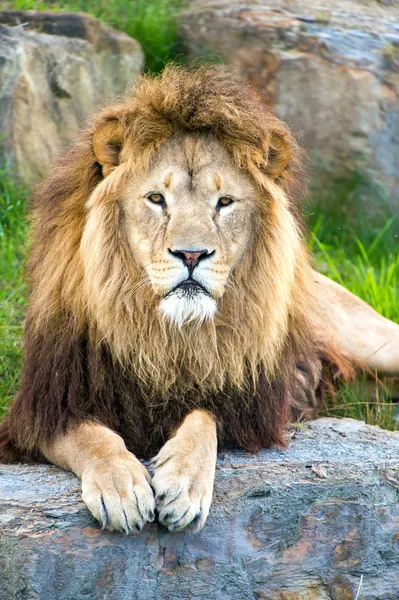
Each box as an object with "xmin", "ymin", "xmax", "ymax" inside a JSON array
[{"xmin": 0, "ymin": 420, "xmax": 22, "ymax": 463}]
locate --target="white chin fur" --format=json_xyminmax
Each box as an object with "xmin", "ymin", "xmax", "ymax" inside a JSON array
[{"xmin": 160, "ymin": 290, "xmax": 217, "ymax": 328}]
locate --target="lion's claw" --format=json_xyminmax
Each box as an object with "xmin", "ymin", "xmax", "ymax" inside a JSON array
[
  {"xmin": 151, "ymin": 435, "xmax": 215, "ymax": 533},
  {"xmin": 81, "ymin": 453, "xmax": 155, "ymax": 534}
]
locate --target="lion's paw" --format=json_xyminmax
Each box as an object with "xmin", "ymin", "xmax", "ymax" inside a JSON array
[
  {"xmin": 81, "ymin": 452, "xmax": 155, "ymax": 534},
  {"xmin": 150, "ymin": 437, "xmax": 215, "ymax": 533}
]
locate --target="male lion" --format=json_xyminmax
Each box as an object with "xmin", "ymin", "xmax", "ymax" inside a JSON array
[{"xmin": 1, "ymin": 67, "xmax": 398, "ymax": 534}]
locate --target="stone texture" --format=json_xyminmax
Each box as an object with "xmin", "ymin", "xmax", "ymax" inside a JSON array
[
  {"xmin": 1, "ymin": 418, "xmax": 399, "ymax": 599},
  {"xmin": 0, "ymin": 11, "xmax": 143, "ymax": 185},
  {"xmin": 179, "ymin": 0, "xmax": 399, "ymax": 208}
]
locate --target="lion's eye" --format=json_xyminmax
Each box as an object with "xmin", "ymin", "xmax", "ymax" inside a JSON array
[
  {"xmin": 147, "ymin": 192, "xmax": 165, "ymax": 206},
  {"xmin": 217, "ymin": 196, "xmax": 234, "ymax": 209}
]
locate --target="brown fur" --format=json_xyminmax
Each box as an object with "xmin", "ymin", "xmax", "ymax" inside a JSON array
[{"xmin": 0, "ymin": 66, "xmax": 331, "ymax": 461}]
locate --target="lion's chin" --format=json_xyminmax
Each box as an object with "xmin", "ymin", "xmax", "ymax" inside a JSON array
[{"xmin": 159, "ymin": 288, "xmax": 217, "ymax": 328}]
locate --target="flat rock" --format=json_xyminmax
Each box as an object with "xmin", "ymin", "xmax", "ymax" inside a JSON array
[
  {"xmin": 1, "ymin": 418, "xmax": 399, "ymax": 599},
  {"xmin": 179, "ymin": 0, "xmax": 399, "ymax": 209},
  {"xmin": 0, "ymin": 11, "xmax": 143, "ymax": 185}
]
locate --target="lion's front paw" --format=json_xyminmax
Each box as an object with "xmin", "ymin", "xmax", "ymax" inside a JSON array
[
  {"xmin": 150, "ymin": 437, "xmax": 216, "ymax": 533},
  {"xmin": 81, "ymin": 452, "xmax": 155, "ymax": 534}
]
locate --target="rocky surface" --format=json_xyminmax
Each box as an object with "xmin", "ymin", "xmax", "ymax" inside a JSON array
[
  {"xmin": 1, "ymin": 418, "xmax": 399, "ymax": 599},
  {"xmin": 180, "ymin": 0, "xmax": 399, "ymax": 209},
  {"xmin": 0, "ymin": 11, "xmax": 143, "ymax": 185}
]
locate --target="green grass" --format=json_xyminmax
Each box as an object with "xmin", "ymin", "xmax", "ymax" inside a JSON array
[
  {"xmin": 0, "ymin": 169, "xmax": 27, "ymax": 420},
  {"xmin": 309, "ymin": 215, "xmax": 398, "ymax": 323},
  {"xmin": 306, "ymin": 182, "xmax": 399, "ymax": 429},
  {"xmin": 314, "ymin": 219, "xmax": 399, "ymax": 428},
  {"xmin": 2, "ymin": 0, "xmax": 185, "ymax": 72}
]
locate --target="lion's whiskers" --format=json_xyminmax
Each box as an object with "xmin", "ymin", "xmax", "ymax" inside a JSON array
[
  {"xmin": 224, "ymin": 272, "xmax": 242, "ymax": 304},
  {"xmin": 126, "ymin": 274, "xmax": 151, "ymax": 301}
]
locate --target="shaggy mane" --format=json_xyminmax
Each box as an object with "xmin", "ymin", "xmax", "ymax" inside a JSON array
[{"xmin": 0, "ymin": 66, "xmax": 326, "ymax": 459}]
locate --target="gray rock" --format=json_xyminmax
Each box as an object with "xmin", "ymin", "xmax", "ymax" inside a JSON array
[
  {"xmin": 179, "ymin": 0, "xmax": 399, "ymax": 209},
  {"xmin": 0, "ymin": 11, "xmax": 144, "ymax": 185},
  {"xmin": 1, "ymin": 418, "xmax": 399, "ymax": 599}
]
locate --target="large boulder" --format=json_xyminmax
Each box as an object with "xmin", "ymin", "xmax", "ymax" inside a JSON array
[
  {"xmin": 1, "ymin": 418, "xmax": 399, "ymax": 599},
  {"xmin": 0, "ymin": 11, "xmax": 144, "ymax": 185},
  {"xmin": 179, "ymin": 0, "xmax": 399, "ymax": 209}
]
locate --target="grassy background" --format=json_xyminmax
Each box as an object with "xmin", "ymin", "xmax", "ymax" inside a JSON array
[
  {"xmin": 306, "ymin": 180, "xmax": 399, "ymax": 429},
  {"xmin": 0, "ymin": 0, "xmax": 398, "ymax": 427},
  {"xmin": 0, "ymin": 170, "xmax": 27, "ymax": 420}
]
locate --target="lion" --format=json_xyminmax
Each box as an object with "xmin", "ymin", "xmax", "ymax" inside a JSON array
[{"xmin": 1, "ymin": 66, "xmax": 398, "ymax": 535}]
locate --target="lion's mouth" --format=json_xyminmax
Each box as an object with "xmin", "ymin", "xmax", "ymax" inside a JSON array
[
  {"xmin": 166, "ymin": 278, "xmax": 211, "ymax": 298},
  {"xmin": 160, "ymin": 277, "xmax": 217, "ymax": 325}
]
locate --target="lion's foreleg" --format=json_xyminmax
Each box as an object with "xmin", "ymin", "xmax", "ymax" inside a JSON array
[
  {"xmin": 41, "ymin": 422, "xmax": 155, "ymax": 534},
  {"xmin": 150, "ymin": 410, "xmax": 217, "ymax": 532},
  {"xmin": 312, "ymin": 270, "xmax": 399, "ymax": 376}
]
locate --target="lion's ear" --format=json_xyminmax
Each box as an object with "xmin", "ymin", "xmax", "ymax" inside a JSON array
[
  {"xmin": 92, "ymin": 120, "xmax": 124, "ymax": 175},
  {"xmin": 265, "ymin": 132, "xmax": 291, "ymax": 179}
]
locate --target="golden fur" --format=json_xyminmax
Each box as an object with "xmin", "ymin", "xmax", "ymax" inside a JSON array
[
  {"xmin": 1, "ymin": 65, "xmax": 326, "ymax": 463},
  {"xmin": 28, "ymin": 66, "xmax": 314, "ymax": 397}
]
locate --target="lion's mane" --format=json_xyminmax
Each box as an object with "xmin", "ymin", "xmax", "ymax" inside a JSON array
[{"xmin": 0, "ymin": 67, "xmax": 326, "ymax": 460}]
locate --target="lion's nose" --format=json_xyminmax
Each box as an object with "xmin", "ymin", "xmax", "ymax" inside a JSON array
[{"xmin": 168, "ymin": 248, "xmax": 214, "ymax": 272}]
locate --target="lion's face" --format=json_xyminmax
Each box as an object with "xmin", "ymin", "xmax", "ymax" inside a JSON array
[
  {"xmin": 27, "ymin": 67, "xmax": 311, "ymax": 398},
  {"xmin": 120, "ymin": 133, "xmax": 257, "ymax": 326}
]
